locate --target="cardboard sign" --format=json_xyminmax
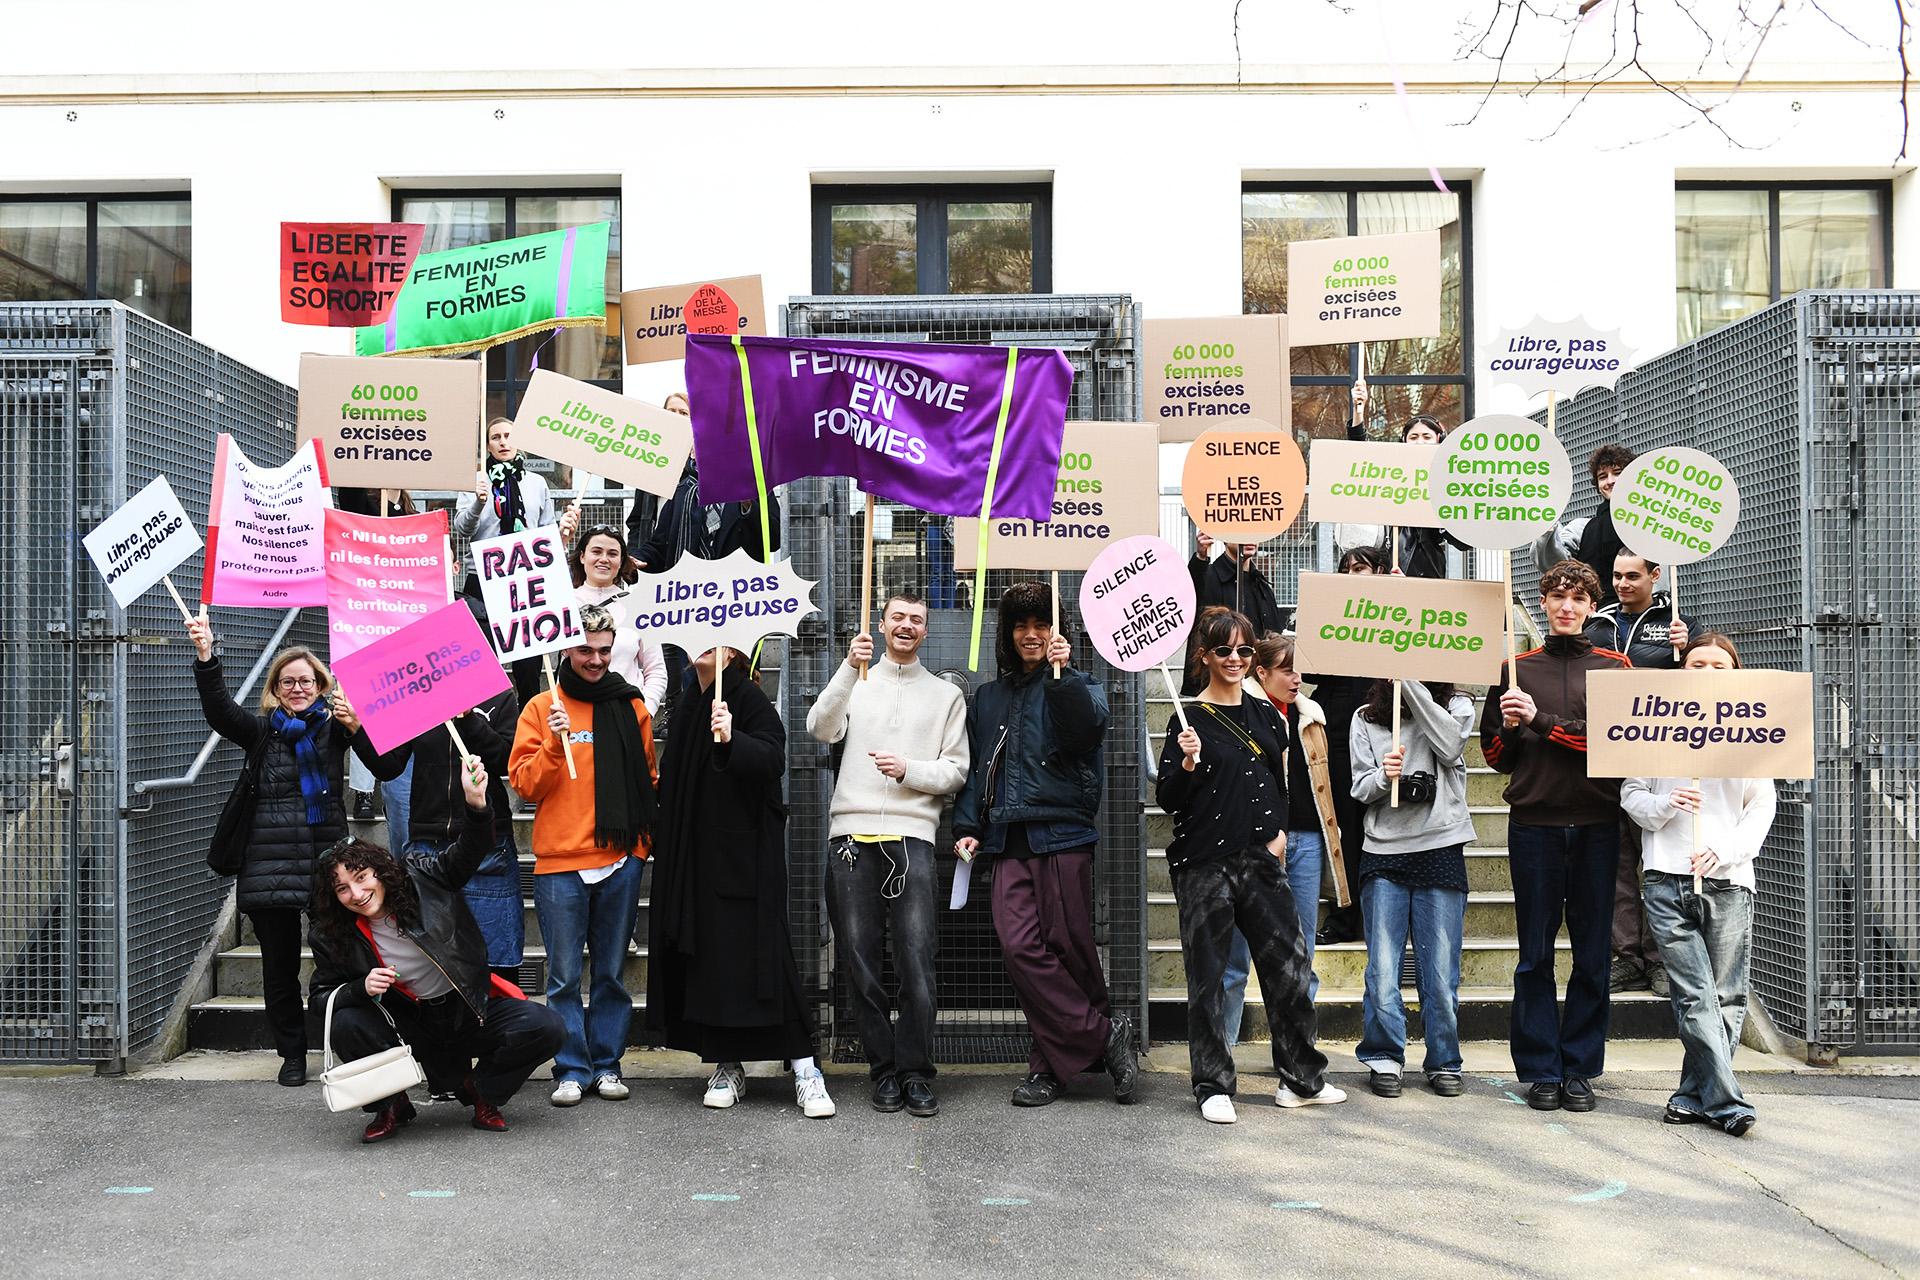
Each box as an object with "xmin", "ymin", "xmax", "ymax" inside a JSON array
[
  {"xmin": 1424, "ymin": 414, "xmax": 1572, "ymax": 549},
  {"xmin": 1609, "ymin": 447, "xmax": 1741, "ymax": 567},
  {"xmin": 1180, "ymin": 428, "xmax": 1307, "ymax": 542},
  {"xmin": 1483, "ymin": 316, "xmax": 1635, "ymax": 399},
  {"xmin": 324, "ymin": 508, "xmax": 452, "ymax": 659},
  {"xmin": 511, "ymin": 369, "xmax": 693, "ymax": 499},
  {"xmin": 621, "ymin": 275, "xmax": 767, "ymax": 365},
  {"xmin": 296, "ymin": 353, "xmax": 484, "ymax": 491},
  {"xmin": 204, "ymin": 436, "xmax": 329, "ymax": 608},
  {"xmin": 472, "ymin": 525, "xmax": 584, "ymax": 662},
  {"xmin": 620, "ymin": 547, "xmax": 816, "ymax": 659},
  {"xmin": 1145, "ymin": 315, "xmax": 1289, "ymax": 444},
  {"xmin": 1078, "ymin": 535, "xmax": 1196, "ymax": 672},
  {"xmin": 1287, "ymin": 229, "xmax": 1443, "ymax": 346},
  {"xmin": 331, "ymin": 601, "xmax": 512, "ymax": 755},
  {"xmin": 1293, "ymin": 572, "xmax": 1506, "ymax": 685},
  {"xmin": 83, "ymin": 474, "xmax": 202, "ymax": 608},
  {"xmin": 1586, "ymin": 668, "xmax": 1815, "ymax": 780},
  {"xmin": 952, "ymin": 422, "xmax": 1158, "ymax": 571},
  {"xmin": 279, "ymin": 222, "xmax": 425, "ymax": 327},
  {"xmin": 1308, "ymin": 439, "xmax": 1441, "ymax": 528}
]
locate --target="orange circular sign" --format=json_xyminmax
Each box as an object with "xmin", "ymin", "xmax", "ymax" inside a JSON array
[{"xmin": 1180, "ymin": 425, "xmax": 1306, "ymax": 542}]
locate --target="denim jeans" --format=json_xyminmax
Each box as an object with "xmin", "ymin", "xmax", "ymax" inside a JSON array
[
  {"xmin": 1641, "ymin": 871, "xmax": 1755, "ymax": 1125},
  {"xmin": 1221, "ymin": 829, "xmax": 1323, "ymax": 1045},
  {"xmin": 826, "ymin": 836, "xmax": 939, "ymax": 1081},
  {"xmin": 1356, "ymin": 875, "xmax": 1466, "ymax": 1076},
  {"xmin": 533, "ymin": 855, "xmax": 643, "ymax": 1084},
  {"xmin": 349, "ymin": 753, "xmax": 413, "ymax": 855},
  {"xmin": 409, "ymin": 834, "xmax": 527, "ymax": 971},
  {"xmin": 1508, "ymin": 821, "xmax": 1619, "ymax": 1083}
]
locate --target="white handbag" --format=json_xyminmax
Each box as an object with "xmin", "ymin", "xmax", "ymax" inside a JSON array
[{"xmin": 318, "ymin": 983, "xmax": 427, "ymax": 1113}]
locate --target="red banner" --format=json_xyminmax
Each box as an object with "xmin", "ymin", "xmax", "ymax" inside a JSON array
[
  {"xmin": 323, "ymin": 507, "xmax": 452, "ymax": 658},
  {"xmin": 280, "ymin": 222, "xmax": 425, "ymax": 327}
]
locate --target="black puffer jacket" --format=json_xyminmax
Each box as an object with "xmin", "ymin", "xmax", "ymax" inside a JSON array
[
  {"xmin": 308, "ymin": 801, "xmax": 500, "ymax": 1021},
  {"xmin": 194, "ymin": 657, "xmax": 404, "ymax": 911}
]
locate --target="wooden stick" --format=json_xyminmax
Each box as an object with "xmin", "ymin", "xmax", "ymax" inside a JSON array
[
  {"xmin": 1692, "ymin": 776, "xmax": 1705, "ymax": 895},
  {"xmin": 380, "ymin": 488, "xmax": 396, "ymax": 515},
  {"xmin": 713, "ymin": 645, "xmax": 728, "ymax": 743},
  {"xmin": 1546, "ymin": 392, "xmax": 1557, "ymax": 436},
  {"xmin": 859, "ymin": 492, "xmax": 875, "ymax": 681},
  {"xmin": 1390, "ymin": 526, "xmax": 1400, "ymax": 575},
  {"xmin": 1160, "ymin": 662, "xmax": 1189, "ymax": 732},
  {"xmin": 1050, "ymin": 569, "xmax": 1061, "ymax": 679},
  {"xmin": 541, "ymin": 651, "xmax": 578, "ymax": 779},
  {"xmin": 445, "ymin": 719, "xmax": 470, "ymax": 760},
  {"xmin": 1671, "ymin": 565, "xmax": 1685, "ymax": 659},
  {"xmin": 1503, "ymin": 549, "xmax": 1516, "ymax": 687},
  {"xmin": 1389, "ymin": 679, "xmax": 1403, "ymax": 809},
  {"xmin": 162, "ymin": 576, "xmax": 197, "ymax": 627}
]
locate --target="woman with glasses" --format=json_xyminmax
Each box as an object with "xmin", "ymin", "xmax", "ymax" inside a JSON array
[
  {"xmin": 568, "ymin": 524, "xmax": 668, "ymax": 717},
  {"xmin": 187, "ymin": 614, "xmax": 403, "ymax": 1087},
  {"xmin": 1155, "ymin": 607, "xmax": 1344, "ymax": 1124}
]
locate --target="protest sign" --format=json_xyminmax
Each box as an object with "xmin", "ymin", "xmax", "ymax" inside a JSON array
[
  {"xmin": 1423, "ymin": 414, "xmax": 1572, "ymax": 549},
  {"xmin": 1308, "ymin": 439, "xmax": 1441, "ymax": 528},
  {"xmin": 1293, "ymin": 573, "xmax": 1506, "ymax": 686},
  {"xmin": 1180, "ymin": 428, "xmax": 1307, "ymax": 542},
  {"xmin": 1482, "ymin": 316, "xmax": 1634, "ymax": 401},
  {"xmin": 952, "ymin": 422, "xmax": 1158, "ymax": 571},
  {"xmin": 330, "ymin": 601, "xmax": 512, "ymax": 755},
  {"xmin": 352, "ymin": 223, "xmax": 611, "ymax": 358},
  {"xmin": 1146, "ymin": 315, "xmax": 1289, "ymax": 443},
  {"xmin": 323, "ymin": 508, "xmax": 452, "ymax": 659},
  {"xmin": 204, "ymin": 436, "xmax": 329, "ymax": 608},
  {"xmin": 1079, "ymin": 535, "xmax": 1196, "ymax": 727},
  {"xmin": 1287, "ymin": 230, "xmax": 1443, "ymax": 346},
  {"xmin": 1609, "ymin": 447, "xmax": 1741, "ymax": 567},
  {"xmin": 297, "ymin": 353, "xmax": 484, "ymax": 490},
  {"xmin": 471, "ymin": 525, "xmax": 583, "ymax": 662},
  {"xmin": 83, "ymin": 474, "xmax": 202, "ymax": 615},
  {"xmin": 620, "ymin": 275, "xmax": 767, "ymax": 365},
  {"xmin": 621, "ymin": 547, "xmax": 816, "ymax": 661},
  {"xmin": 511, "ymin": 369, "xmax": 693, "ymax": 499},
  {"xmin": 280, "ymin": 222, "xmax": 425, "ymax": 327},
  {"xmin": 1586, "ymin": 668, "xmax": 1815, "ymax": 780}
]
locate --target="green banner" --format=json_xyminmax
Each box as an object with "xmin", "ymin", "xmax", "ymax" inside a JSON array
[{"xmin": 354, "ymin": 222, "xmax": 610, "ymax": 358}]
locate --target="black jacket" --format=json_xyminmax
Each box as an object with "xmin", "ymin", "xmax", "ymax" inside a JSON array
[
  {"xmin": 1386, "ymin": 525, "xmax": 1472, "ymax": 580},
  {"xmin": 636, "ymin": 466, "xmax": 781, "ymax": 572},
  {"xmin": 1155, "ymin": 697, "xmax": 1290, "ymax": 869},
  {"xmin": 1184, "ymin": 554, "xmax": 1287, "ymax": 696},
  {"xmin": 400, "ymin": 690, "xmax": 518, "ymax": 847},
  {"xmin": 194, "ymin": 657, "xmax": 403, "ymax": 912},
  {"xmin": 1575, "ymin": 499, "xmax": 1625, "ymax": 606},
  {"xmin": 1479, "ymin": 633, "xmax": 1629, "ymax": 827},
  {"xmin": 1585, "ymin": 593, "xmax": 1697, "ymax": 671},
  {"xmin": 308, "ymin": 801, "xmax": 499, "ymax": 1021},
  {"xmin": 952, "ymin": 664, "xmax": 1110, "ymax": 857}
]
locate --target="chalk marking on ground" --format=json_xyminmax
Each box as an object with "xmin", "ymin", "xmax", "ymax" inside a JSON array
[
  {"xmin": 1502, "ymin": 1090, "xmax": 1527, "ymax": 1105},
  {"xmin": 1546, "ymin": 1123, "xmax": 1570, "ymax": 1134},
  {"xmin": 1270, "ymin": 1201, "xmax": 1322, "ymax": 1210},
  {"xmin": 981, "ymin": 1197, "xmax": 1031, "ymax": 1206},
  {"xmin": 408, "ymin": 1190, "xmax": 456, "ymax": 1199},
  {"xmin": 693, "ymin": 1193, "xmax": 742, "ymax": 1202},
  {"xmin": 103, "ymin": 1187, "xmax": 153, "ymax": 1195},
  {"xmin": 1568, "ymin": 1179, "xmax": 1628, "ymax": 1203}
]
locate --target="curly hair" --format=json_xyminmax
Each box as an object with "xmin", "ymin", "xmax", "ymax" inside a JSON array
[
  {"xmin": 1589, "ymin": 442, "xmax": 1636, "ymax": 487},
  {"xmin": 996, "ymin": 580, "xmax": 1064, "ymax": 673},
  {"xmin": 311, "ymin": 839, "xmax": 419, "ymax": 948},
  {"xmin": 1539, "ymin": 558, "xmax": 1603, "ymax": 603}
]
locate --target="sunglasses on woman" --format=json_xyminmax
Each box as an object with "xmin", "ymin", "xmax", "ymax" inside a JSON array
[{"xmin": 1209, "ymin": 645, "xmax": 1256, "ymax": 660}]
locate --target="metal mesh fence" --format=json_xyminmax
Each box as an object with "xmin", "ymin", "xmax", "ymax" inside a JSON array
[
  {"xmin": 783, "ymin": 295, "xmax": 1146, "ymax": 1063},
  {"xmin": 1542, "ymin": 291, "xmax": 1920, "ymax": 1052}
]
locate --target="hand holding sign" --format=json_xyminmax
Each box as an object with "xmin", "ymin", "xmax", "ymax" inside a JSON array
[{"xmin": 1079, "ymin": 535, "xmax": 1197, "ymax": 730}]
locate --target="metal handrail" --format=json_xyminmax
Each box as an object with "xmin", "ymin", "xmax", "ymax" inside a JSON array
[{"xmin": 128, "ymin": 608, "xmax": 302, "ymax": 807}]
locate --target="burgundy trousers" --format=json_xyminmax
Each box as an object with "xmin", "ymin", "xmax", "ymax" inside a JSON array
[{"xmin": 990, "ymin": 848, "xmax": 1113, "ymax": 1077}]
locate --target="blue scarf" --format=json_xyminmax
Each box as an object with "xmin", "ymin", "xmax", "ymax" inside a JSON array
[{"xmin": 270, "ymin": 705, "xmax": 333, "ymax": 825}]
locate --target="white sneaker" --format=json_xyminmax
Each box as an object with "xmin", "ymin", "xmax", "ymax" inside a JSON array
[
  {"xmin": 1200, "ymin": 1094, "xmax": 1238, "ymax": 1124},
  {"xmin": 594, "ymin": 1074, "xmax": 630, "ymax": 1101},
  {"xmin": 703, "ymin": 1062, "xmax": 746, "ymax": 1109},
  {"xmin": 795, "ymin": 1068, "xmax": 836, "ymax": 1119},
  {"xmin": 1276, "ymin": 1081, "xmax": 1349, "ymax": 1109},
  {"xmin": 550, "ymin": 1080, "xmax": 584, "ymax": 1107}
]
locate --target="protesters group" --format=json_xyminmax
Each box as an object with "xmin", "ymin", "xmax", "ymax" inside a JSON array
[{"xmin": 189, "ymin": 395, "xmax": 1770, "ymax": 1144}]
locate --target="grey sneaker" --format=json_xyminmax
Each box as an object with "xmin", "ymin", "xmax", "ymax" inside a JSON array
[
  {"xmin": 794, "ymin": 1068, "xmax": 835, "ymax": 1119},
  {"xmin": 703, "ymin": 1062, "xmax": 746, "ymax": 1109},
  {"xmin": 1646, "ymin": 964, "xmax": 1671, "ymax": 998},
  {"xmin": 1609, "ymin": 957, "xmax": 1649, "ymax": 993}
]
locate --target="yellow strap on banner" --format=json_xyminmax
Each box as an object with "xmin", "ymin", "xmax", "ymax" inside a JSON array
[{"xmin": 969, "ymin": 346, "xmax": 1020, "ymax": 670}]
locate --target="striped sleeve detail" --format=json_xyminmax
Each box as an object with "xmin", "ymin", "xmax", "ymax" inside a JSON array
[
  {"xmin": 1593, "ymin": 647, "xmax": 1632, "ymax": 668},
  {"xmin": 1484, "ymin": 733, "xmax": 1506, "ymax": 766},
  {"xmin": 1547, "ymin": 725, "xmax": 1587, "ymax": 752}
]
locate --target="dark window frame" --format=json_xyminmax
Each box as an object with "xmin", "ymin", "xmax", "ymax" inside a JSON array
[
  {"xmin": 389, "ymin": 185, "xmax": 623, "ymax": 415},
  {"xmin": 1242, "ymin": 179, "xmax": 1476, "ymax": 421},
  {"xmin": 0, "ymin": 190, "xmax": 192, "ymax": 323},
  {"xmin": 810, "ymin": 182, "xmax": 1053, "ymax": 295},
  {"xmin": 1675, "ymin": 179, "xmax": 1893, "ymax": 307}
]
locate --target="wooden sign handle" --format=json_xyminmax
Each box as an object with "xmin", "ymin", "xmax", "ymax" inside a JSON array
[
  {"xmin": 541, "ymin": 651, "xmax": 578, "ymax": 779},
  {"xmin": 859, "ymin": 493, "xmax": 875, "ymax": 681},
  {"xmin": 162, "ymin": 576, "xmax": 198, "ymax": 628},
  {"xmin": 1692, "ymin": 775, "xmax": 1704, "ymax": 895},
  {"xmin": 1160, "ymin": 662, "xmax": 1190, "ymax": 733},
  {"xmin": 1050, "ymin": 569, "xmax": 1062, "ymax": 679},
  {"xmin": 713, "ymin": 644, "xmax": 728, "ymax": 743},
  {"xmin": 1389, "ymin": 678, "xmax": 1403, "ymax": 809},
  {"xmin": 445, "ymin": 719, "xmax": 470, "ymax": 760}
]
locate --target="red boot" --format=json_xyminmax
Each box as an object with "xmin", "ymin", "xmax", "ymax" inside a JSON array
[
  {"xmin": 362, "ymin": 1095, "xmax": 416, "ymax": 1144},
  {"xmin": 471, "ymin": 1097, "xmax": 509, "ymax": 1132}
]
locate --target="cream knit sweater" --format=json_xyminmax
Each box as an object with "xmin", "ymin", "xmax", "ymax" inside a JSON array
[{"xmin": 805, "ymin": 656, "xmax": 970, "ymax": 842}]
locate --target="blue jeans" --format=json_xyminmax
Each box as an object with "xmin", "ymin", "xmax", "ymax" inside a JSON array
[
  {"xmin": 1357, "ymin": 874, "xmax": 1465, "ymax": 1076},
  {"xmin": 1508, "ymin": 821, "xmax": 1619, "ymax": 1083},
  {"xmin": 533, "ymin": 856, "xmax": 643, "ymax": 1083},
  {"xmin": 350, "ymin": 753, "xmax": 413, "ymax": 854},
  {"xmin": 1221, "ymin": 830, "xmax": 1322, "ymax": 1045},
  {"xmin": 1641, "ymin": 871, "xmax": 1755, "ymax": 1125}
]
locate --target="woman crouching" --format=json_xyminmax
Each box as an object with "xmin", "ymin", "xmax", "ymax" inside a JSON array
[{"xmin": 309, "ymin": 757, "xmax": 564, "ymax": 1143}]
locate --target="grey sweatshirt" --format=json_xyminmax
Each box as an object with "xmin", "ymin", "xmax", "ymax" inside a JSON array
[
  {"xmin": 805, "ymin": 656, "xmax": 970, "ymax": 843},
  {"xmin": 1348, "ymin": 684, "xmax": 1478, "ymax": 856}
]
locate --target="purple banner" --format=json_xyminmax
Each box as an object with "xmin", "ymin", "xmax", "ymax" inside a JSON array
[{"xmin": 684, "ymin": 334, "xmax": 1073, "ymax": 520}]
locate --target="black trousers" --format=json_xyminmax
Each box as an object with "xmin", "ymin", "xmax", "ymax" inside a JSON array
[
  {"xmin": 826, "ymin": 836, "xmax": 939, "ymax": 1082},
  {"xmin": 330, "ymin": 991, "xmax": 563, "ymax": 1109},
  {"xmin": 247, "ymin": 908, "xmax": 307, "ymax": 1061},
  {"xmin": 1172, "ymin": 847, "xmax": 1328, "ymax": 1100}
]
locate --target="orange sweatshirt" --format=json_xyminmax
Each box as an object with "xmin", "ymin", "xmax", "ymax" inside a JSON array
[{"xmin": 508, "ymin": 685, "xmax": 657, "ymax": 874}]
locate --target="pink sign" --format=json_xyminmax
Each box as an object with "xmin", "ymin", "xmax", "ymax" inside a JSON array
[
  {"xmin": 330, "ymin": 601, "xmax": 511, "ymax": 755},
  {"xmin": 324, "ymin": 508, "xmax": 453, "ymax": 658},
  {"xmin": 1077, "ymin": 535, "xmax": 1196, "ymax": 673},
  {"xmin": 204, "ymin": 435, "xmax": 330, "ymax": 608}
]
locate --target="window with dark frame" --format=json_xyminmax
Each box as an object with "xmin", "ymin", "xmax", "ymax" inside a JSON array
[
  {"xmin": 1242, "ymin": 182, "xmax": 1472, "ymax": 442},
  {"xmin": 812, "ymin": 184, "xmax": 1052, "ymax": 296},
  {"xmin": 0, "ymin": 193, "xmax": 192, "ymax": 332},
  {"xmin": 1675, "ymin": 181, "xmax": 1891, "ymax": 343}
]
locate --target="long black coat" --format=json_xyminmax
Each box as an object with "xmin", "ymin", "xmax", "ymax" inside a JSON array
[
  {"xmin": 194, "ymin": 657, "xmax": 404, "ymax": 912},
  {"xmin": 646, "ymin": 671, "xmax": 803, "ymax": 1036}
]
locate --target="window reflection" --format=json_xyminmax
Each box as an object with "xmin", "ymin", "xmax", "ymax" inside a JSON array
[
  {"xmin": 947, "ymin": 202, "xmax": 1033, "ymax": 294},
  {"xmin": 1780, "ymin": 189, "xmax": 1885, "ymax": 295},
  {"xmin": 1675, "ymin": 185, "xmax": 1888, "ymax": 342},
  {"xmin": 831, "ymin": 203, "xmax": 916, "ymax": 294},
  {"xmin": 1676, "ymin": 189, "xmax": 1769, "ymax": 343},
  {"xmin": 0, "ymin": 198, "xmax": 191, "ymax": 332}
]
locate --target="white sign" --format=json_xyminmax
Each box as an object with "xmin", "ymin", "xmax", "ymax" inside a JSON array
[
  {"xmin": 618, "ymin": 547, "xmax": 817, "ymax": 659},
  {"xmin": 83, "ymin": 474, "xmax": 203, "ymax": 608},
  {"xmin": 1609, "ymin": 447, "xmax": 1741, "ymax": 567},
  {"xmin": 1482, "ymin": 316, "xmax": 1635, "ymax": 400},
  {"xmin": 471, "ymin": 525, "xmax": 585, "ymax": 663},
  {"xmin": 1424, "ymin": 414, "xmax": 1573, "ymax": 550}
]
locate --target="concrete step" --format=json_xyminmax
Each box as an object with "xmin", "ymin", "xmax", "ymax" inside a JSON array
[
  {"xmin": 1144, "ymin": 848, "xmax": 1513, "ymax": 896},
  {"xmin": 212, "ymin": 942, "xmax": 648, "ymax": 998},
  {"xmin": 1148, "ymin": 936, "xmax": 1572, "ymax": 990},
  {"xmin": 1145, "ymin": 986, "xmax": 1677, "ymax": 1043},
  {"xmin": 1144, "ymin": 891, "xmax": 1516, "ymax": 940},
  {"xmin": 1145, "ymin": 805, "xmax": 1509, "ymax": 851},
  {"xmin": 187, "ymin": 992, "xmax": 653, "ymax": 1053}
]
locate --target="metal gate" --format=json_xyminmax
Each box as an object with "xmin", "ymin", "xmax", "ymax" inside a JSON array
[
  {"xmin": 779, "ymin": 295, "xmax": 1147, "ymax": 1063},
  {"xmin": 1546, "ymin": 290, "xmax": 1920, "ymax": 1054}
]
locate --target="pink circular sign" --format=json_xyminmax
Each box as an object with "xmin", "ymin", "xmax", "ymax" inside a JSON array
[{"xmin": 1078, "ymin": 535, "xmax": 1197, "ymax": 673}]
